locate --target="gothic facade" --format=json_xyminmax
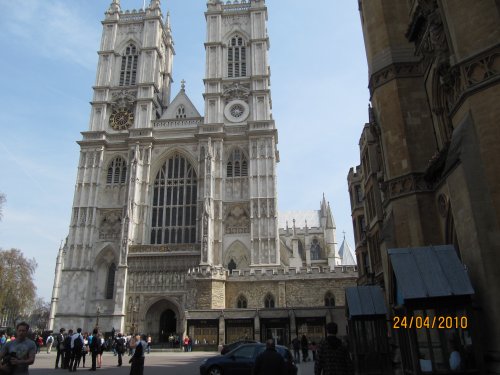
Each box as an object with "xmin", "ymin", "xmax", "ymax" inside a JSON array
[{"xmin": 50, "ymin": 0, "xmax": 356, "ymax": 348}]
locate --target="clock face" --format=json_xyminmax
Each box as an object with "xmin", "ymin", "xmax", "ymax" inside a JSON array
[{"xmin": 109, "ymin": 109, "xmax": 134, "ymax": 130}]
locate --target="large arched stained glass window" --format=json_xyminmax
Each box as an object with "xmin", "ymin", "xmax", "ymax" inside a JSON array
[{"xmin": 151, "ymin": 154, "xmax": 197, "ymax": 244}]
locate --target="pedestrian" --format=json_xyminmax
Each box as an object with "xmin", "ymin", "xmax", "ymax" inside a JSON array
[
  {"xmin": 46, "ymin": 333, "xmax": 54, "ymax": 354},
  {"xmin": 55, "ymin": 328, "xmax": 66, "ymax": 369},
  {"xmin": 311, "ymin": 341, "xmax": 318, "ymax": 361},
  {"xmin": 88, "ymin": 329, "xmax": 101, "ymax": 371},
  {"xmin": 70, "ymin": 328, "xmax": 84, "ymax": 372},
  {"xmin": 253, "ymin": 339, "xmax": 286, "ymax": 375},
  {"xmin": 34, "ymin": 334, "xmax": 41, "ymax": 354},
  {"xmin": 63, "ymin": 329, "xmax": 73, "ymax": 370},
  {"xmin": 80, "ymin": 333, "xmax": 89, "ymax": 368},
  {"xmin": 301, "ymin": 334, "xmax": 309, "ymax": 362},
  {"xmin": 114, "ymin": 333, "xmax": 126, "ymax": 367},
  {"xmin": 0, "ymin": 334, "xmax": 6, "ymax": 350},
  {"xmin": 291, "ymin": 336, "xmax": 301, "ymax": 364},
  {"xmin": 183, "ymin": 336, "xmax": 189, "ymax": 352},
  {"xmin": 314, "ymin": 322, "xmax": 353, "ymax": 375},
  {"xmin": 146, "ymin": 335, "xmax": 152, "ymax": 354},
  {"xmin": 188, "ymin": 336, "xmax": 192, "ymax": 352},
  {"xmin": 97, "ymin": 335, "xmax": 105, "ymax": 368},
  {"xmin": 0, "ymin": 322, "xmax": 37, "ymax": 374},
  {"xmin": 129, "ymin": 334, "xmax": 147, "ymax": 375}
]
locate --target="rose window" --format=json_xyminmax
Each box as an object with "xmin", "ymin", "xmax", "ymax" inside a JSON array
[{"xmin": 230, "ymin": 104, "xmax": 245, "ymax": 118}]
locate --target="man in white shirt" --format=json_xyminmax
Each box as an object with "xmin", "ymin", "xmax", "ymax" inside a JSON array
[{"xmin": 46, "ymin": 334, "xmax": 54, "ymax": 354}]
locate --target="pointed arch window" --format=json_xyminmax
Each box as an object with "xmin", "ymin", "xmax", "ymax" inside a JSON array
[
  {"xmin": 310, "ymin": 238, "xmax": 321, "ymax": 260},
  {"xmin": 228, "ymin": 35, "xmax": 247, "ymax": 78},
  {"xmin": 176, "ymin": 105, "xmax": 186, "ymax": 119},
  {"xmin": 119, "ymin": 44, "xmax": 139, "ymax": 86},
  {"xmin": 264, "ymin": 293, "xmax": 275, "ymax": 308},
  {"xmin": 324, "ymin": 291, "xmax": 335, "ymax": 307},
  {"xmin": 237, "ymin": 295, "xmax": 248, "ymax": 309},
  {"xmin": 151, "ymin": 154, "xmax": 197, "ymax": 244},
  {"xmin": 107, "ymin": 157, "xmax": 127, "ymax": 185},
  {"xmin": 227, "ymin": 149, "xmax": 248, "ymax": 177},
  {"xmin": 105, "ymin": 263, "xmax": 116, "ymax": 299}
]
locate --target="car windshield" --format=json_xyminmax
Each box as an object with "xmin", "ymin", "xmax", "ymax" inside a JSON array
[{"xmin": 231, "ymin": 345, "xmax": 256, "ymax": 359}]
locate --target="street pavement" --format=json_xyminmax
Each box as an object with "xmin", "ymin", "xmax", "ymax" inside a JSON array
[{"xmin": 29, "ymin": 351, "xmax": 315, "ymax": 375}]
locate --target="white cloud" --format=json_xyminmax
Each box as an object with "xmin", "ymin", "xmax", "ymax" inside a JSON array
[{"xmin": 1, "ymin": 0, "xmax": 99, "ymax": 70}]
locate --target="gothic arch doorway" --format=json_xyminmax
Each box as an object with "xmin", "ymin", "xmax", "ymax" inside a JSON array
[
  {"xmin": 144, "ymin": 298, "xmax": 182, "ymax": 344},
  {"xmin": 159, "ymin": 309, "xmax": 177, "ymax": 343}
]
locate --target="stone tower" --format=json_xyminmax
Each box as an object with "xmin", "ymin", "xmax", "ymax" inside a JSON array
[
  {"xmin": 201, "ymin": 0, "xmax": 279, "ymax": 269},
  {"xmin": 50, "ymin": 0, "xmax": 175, "ymax": 331}
]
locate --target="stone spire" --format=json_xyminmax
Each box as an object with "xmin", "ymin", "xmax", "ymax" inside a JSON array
[
  {"xmin": 107, "ymin": 0, "xmax": 121, "ymax": 14},
  {"xmin": 164, "ymin": 11, "xmax": 171, "ymax": 31},
  {"xmin": 149, "ymin": 0, "xmax": 161, "ymax": 10}
]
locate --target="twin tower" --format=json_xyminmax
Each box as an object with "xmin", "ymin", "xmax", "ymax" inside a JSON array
[{"xmin": 50, "ymin": 0, "xmax": 352, "ymax": 346}]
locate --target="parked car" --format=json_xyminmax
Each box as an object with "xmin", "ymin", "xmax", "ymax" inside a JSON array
[
  {"xmin": 220, "ymin": 340, "xmax": 257, "ymax": 355},
  {"xmin": 200, "ymin": 343, "xmax": 297, "ymax": 375}
]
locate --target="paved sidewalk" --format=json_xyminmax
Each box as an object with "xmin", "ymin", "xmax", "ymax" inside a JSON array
[{"xmin": 29, "ymin": 351, "xmax": 315, "ymax": 375}]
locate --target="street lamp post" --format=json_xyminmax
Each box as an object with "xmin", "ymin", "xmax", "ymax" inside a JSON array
[
  {"xmin": 95, "ymin": 307, "xmax": 101, "ymax": 331},
  {"xmin": 131, "ymin": 305, "xmax": 137, "ymax": 335}
]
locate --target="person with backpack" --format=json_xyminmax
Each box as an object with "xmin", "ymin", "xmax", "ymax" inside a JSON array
[
  {"xmin": 70, "ymin": 328, "xmax": 84, "ymax": 372},
  {"xmin": 55, "ymin": 328, "xmax": 66, "ymax": 369},
  {"xmin": 88, "ymin": 329, "xmax": 101, "ymax": 371},
  {"xmin": 46, "ymin": 333, "xmax": 54, "ymax": 354},
  {"xmin": 114, "ymin": 333, "xmax": 126, "ymax": 367}
]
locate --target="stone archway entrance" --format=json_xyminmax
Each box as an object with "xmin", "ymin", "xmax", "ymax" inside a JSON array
[
  {"xmin": 159, "ymin": 309, "xmax": 176, "ymax": 343},
  {"xmin": 144, "ymin": 299, "xmax": 182, "ymax": 344}
]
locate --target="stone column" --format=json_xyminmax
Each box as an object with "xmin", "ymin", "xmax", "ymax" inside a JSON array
[
  {"xmin": 219, "ymin": 314, "xmax": 225, "ymax": 347},
  {"xmin": 254, "ymin": 312, "xmax": 260, "ymax": 342}
]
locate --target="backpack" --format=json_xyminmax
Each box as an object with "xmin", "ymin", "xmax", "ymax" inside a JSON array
[
  {"xmin": 64, "ymin": 335, "xmax": 72, "ymax": 351},
  {"xmin": 47, "ymin": 336, "xmax": 54, "ymax": 344},
  {"xmin": 73, "ymin": 335, "xmax": 83, "ymax": 353}
]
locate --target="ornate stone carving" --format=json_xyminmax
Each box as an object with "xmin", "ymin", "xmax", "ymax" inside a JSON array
[
  {"xmin": 99, "ymin": 209, "xmax": 123, "ymax": 240},
  {"xmin": 224, "ymin": 204, "xmax": 250, "ymax": 234},
  {"xmin": 369, "ymin": 62, "xmax": 422, "ymax": 96},
  {"xmin": 222, "ymin": 83, "xmax": 251, "ymax": 104},
  {"xmin": 111, "ymin": 90, "xmax": 137, "ymax": 110},
  {"xmin": 380, "ymin": 173, "xmax": 433, "ymax": 201},
  {"xmin": 222, "ymin": 15, "xmax": 249, "ymax": 27}
]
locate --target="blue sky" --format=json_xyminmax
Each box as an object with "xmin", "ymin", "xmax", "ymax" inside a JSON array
[{"xmin": 0, "ymin": 0, "xmax": 369, "ymax": 301}]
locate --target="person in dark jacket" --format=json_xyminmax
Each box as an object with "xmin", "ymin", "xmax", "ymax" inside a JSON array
[
  {"xmin": 253, "ymin": 339, "xmax": 286, "ymax": 375},
  {"xmin": 300, "ymin": 335, "xmax": 309, "ymax": 362},
  {"xmin": 63, "ymin": 329, "xmax": 73, "ymax": 370},
  {"xmin": 314, "ymin": 322, "xmax": 353, "ymax": 375},
  {"xmin": 54, "ymin": 328, "xmax": 66, "ymax": 369},
  {"xmin": 89, "ymin": 329, "xmax": 101, "ymax": 371},
  {"xmin": 291, "ymin": 337, "xmax": 300, "ymax": 364}
]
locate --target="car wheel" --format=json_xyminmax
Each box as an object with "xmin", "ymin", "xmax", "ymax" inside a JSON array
[{"xmin": 208, "ymin": 366, "xmax": 223, "ymax": 375}]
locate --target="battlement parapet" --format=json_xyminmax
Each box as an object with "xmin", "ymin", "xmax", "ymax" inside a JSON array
[{"xmin": 186, "ymin": 265, "xmax": 358, "ymax": 281}]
